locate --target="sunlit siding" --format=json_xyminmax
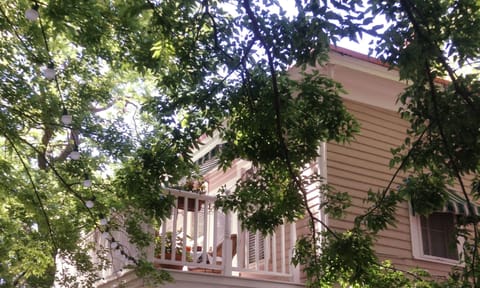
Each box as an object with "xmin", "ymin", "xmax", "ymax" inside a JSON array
[{"xmin": 327, "ymin": 99, "xmax": 453, "ymax": 278}]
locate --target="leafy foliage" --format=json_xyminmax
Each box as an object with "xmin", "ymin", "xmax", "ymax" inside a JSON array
[
  {"xmin": 358, "ymin": 189, "xmax": 402, "ymax": 233},
  {"xmin": 399, "ymin": 172, "xmax": 450, "ymax": 216},
  {"xmin": 2, "ymin": 0, "xmax": 480, "ymax": 287},
  {"xmin": 321, "ymin": 185, "xmax": 352, "ymax": 220},
  {"xmin": 216, "ymin": 164, "xmax": 306, "ymax": 234},
  {"xmin": 293, "ymin": 231, "xmax": 436, "ymax": 288}
]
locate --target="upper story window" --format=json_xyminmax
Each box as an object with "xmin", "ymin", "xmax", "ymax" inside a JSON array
[
  {"xmin": 419, "ymin": 212, "xmax": 458, "ymax": 260},
  {"xmin": 409, "ymin": 194, "xmax": 473, "ymax": 264}
]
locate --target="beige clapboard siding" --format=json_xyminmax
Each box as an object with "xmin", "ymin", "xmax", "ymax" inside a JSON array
[
  {"xmin": 329, "ymin": 155, "xmax": 398, "ymax": 184},
  {"xmin": 327, "ymin": 99, "xmax": 454, "ymax": 279}
]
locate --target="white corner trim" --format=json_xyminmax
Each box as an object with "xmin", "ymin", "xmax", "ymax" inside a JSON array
[{"xmin": 318, "ymin": 142, "xmax": 329, "ymax": 233}]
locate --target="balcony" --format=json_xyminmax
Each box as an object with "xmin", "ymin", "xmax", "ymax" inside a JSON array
[{"xmin": 96, "ymin": 188, "xmax": 302, "ymax": 287}]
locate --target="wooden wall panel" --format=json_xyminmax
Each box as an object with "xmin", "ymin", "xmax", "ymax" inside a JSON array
[{"xmin": 327, "ymin": 99, "xmax": 456, "ymax": 279}]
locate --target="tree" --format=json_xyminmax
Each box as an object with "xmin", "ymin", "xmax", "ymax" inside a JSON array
[
  {"xmin": 1, "ymin": 0, "xmax": 480, "ymax": 287},
  {"xmin": 0, "ymin": 1, "xmax": 174, "ymax": 286}
]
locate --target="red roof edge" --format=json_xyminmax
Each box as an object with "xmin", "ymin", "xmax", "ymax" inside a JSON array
[
  {"xmin": 330, "ymin": 45, "xmax": 450, "ymax": 86},
  {"xmin": 330, "ymin": 45, "xmax": 390, "ymax": 68}
]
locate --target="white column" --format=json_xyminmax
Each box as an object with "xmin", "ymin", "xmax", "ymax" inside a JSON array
[
  {"xmin": 289, "ymin": 222, "xmax": 300, "ymax": 283},
  {"xmin": 318, "ymin": 142, "xmax": 329, "ymax": 236},
  {"xmin": 223, "ymin": 190, "xmax": 233, "ymax": 276}
]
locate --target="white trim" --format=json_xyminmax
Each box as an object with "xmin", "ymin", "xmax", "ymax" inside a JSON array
[
  {"xmin": 318, "ymin": 142, "xmax": 329, "ymax": 233},
  {"xmin": 289, "ymin": 222, "xmax": 300, "ymax": 283},
  {"xmin": 408, "ymin": 205, "xmax": 462, "ymax": 266},
  {"xmin": 191, "ymin": 131, "xmax": 224, "ymax": 162}
]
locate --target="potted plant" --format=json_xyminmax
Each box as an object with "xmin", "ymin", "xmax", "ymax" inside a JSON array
[
  {"xmin": 174, "ymin": 175, "xmax": 207, "ymax": 211},
  {"xmin": 154, "ymin": 231, "xmax": 192, "ymax": 269}
]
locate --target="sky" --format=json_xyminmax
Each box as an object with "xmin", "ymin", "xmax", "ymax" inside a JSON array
[{"xmin": 280, "ymin": 1, "xmax": 382, "ymax": 56}]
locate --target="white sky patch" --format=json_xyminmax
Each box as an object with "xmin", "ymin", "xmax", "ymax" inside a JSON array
[{"xmin": 279, "ymin": 1, "xmax": 387, "ymax": 56}]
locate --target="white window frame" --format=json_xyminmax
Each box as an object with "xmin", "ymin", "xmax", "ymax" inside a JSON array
[{"xmin": 409, "ymin": 207, "xmax": 464, "ymax": 265}]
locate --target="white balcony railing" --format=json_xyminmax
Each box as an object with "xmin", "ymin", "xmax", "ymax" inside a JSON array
[{"xmin": 154, "ymin": 188, "xmax": 300, "ymax": 283}]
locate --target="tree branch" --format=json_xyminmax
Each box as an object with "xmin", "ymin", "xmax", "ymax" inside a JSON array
[
  {"xmin": 38, "ymin": 125, "xmax": 53, "ymax": 170},
  {"xmin": 426, "ymin": 61, "xmax": 479, "ymax": 285},
  {"xmin": 3, "ymin": 133, "xmax": 58, "ymax": 252},
  {"xmin": 0, "ymin": 5, "xmax": 42, "ymax": 63},
  {"xmin": 242, "ymin": 0, "xmax": 337, "ymax": 252},
  {"xmin": 357, "ymin": 124, "xmax": 429, "ymax": 226},
  {"xmin": 399, "ymin": 0, "xmax": 476, "ymax": 111}
]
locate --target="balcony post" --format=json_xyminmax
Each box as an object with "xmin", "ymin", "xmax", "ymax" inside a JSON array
[
  {"xmin": 289, "ymin": 222, "xmax": 300, "ymax": 283},
  {"xmin": 223, "ymin": 190, "xmax": 233, "ymax": 276}
]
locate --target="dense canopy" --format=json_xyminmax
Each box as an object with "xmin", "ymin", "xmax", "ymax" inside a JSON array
[{"xmin": 1, "ymin": 0, "xmax": 480, "ymax": 287}]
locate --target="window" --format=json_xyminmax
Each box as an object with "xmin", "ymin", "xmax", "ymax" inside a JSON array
[
  {"xmin": 420, "ymin": 213, "xmax": 458, "ymax": 260},
  {"xmin": 410, "ymin": 211, "xmax": 461, "ymax": 263}
]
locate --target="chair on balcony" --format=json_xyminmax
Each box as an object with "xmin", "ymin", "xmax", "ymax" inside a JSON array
[{"xmin": 190, "ymin": 234, "xmax": 237, "ymax": 273}]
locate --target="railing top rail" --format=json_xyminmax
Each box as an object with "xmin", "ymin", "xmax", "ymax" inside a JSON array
[{"xmin": 163, "ymin": 187, "xmax": 217, "ymax": 202}]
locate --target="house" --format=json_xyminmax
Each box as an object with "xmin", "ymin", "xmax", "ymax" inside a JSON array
[{"xmin": 92, "ymin": 47, "xmax": 469, "ymax": 287}]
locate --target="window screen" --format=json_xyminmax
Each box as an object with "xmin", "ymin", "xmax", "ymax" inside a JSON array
[{"xmin": 420, "ymin": 212, "xmax": 458, "ymax": 260}]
